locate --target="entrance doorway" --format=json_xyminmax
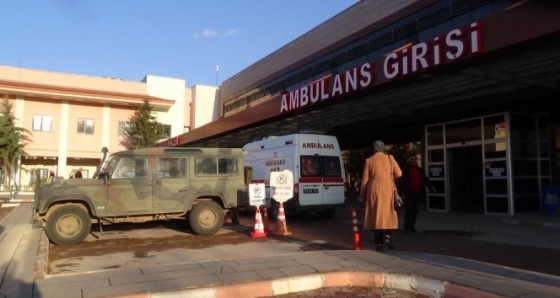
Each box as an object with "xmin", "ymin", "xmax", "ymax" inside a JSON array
[{"xmin": 448, "ymin": 146, "xmax": 484, "ymax": 213}]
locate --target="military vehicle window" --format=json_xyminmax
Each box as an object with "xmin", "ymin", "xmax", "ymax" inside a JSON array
[
  {"xmin": 195, "ymin": 157, "xmax": 217, "ymax": 176},
  {"xmin": 158, "ymin": 158, "xmax": 186, "ymax": 178},
  {"xmin": 218, "ymin": 158, "xmax": 238, "ymax": 176},
  {"xmin": 113, "ymin": 157, "xmax": 148, "ymax": 179},
  {"xmin": 301, "ymin": 156, "xmax": 320, "ymax": 177},
  {"xmin": 322, "ymin": 156, "xmax": 342, "ymax": 177}
]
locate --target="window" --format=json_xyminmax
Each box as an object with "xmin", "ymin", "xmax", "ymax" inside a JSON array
[
  {"xmin": 118, "ymin": 121, "xmax": 132, "ymax": 136},
  {"xmin": 158, "ymin": 158, "xmax": 186, "ymax": 178},
  {"xmin": 195, "ymin": 157, "xmax": 238, "ymax": 176},
  {"xmin": 196, "ymin": 157, "xmax": 217, "ymax": 175},
  {"xmin": 161, "ymin": 124, "xmax": 172, "ymax": 138},
  {"xmin": 427, "ymin": 125, "xmax": 444, "ymax": 146},
  {"xmin": 113, "ymin": 157, "xmax": 148, "ymax": 179},
  {"xmin": 77, "ymin": 119, "xmax": 94, "ymax": 134},
  {"xmin": 301, "ymin": 156, "xmax": 320, "ymax": 177},
  {"xmin": 445, "ymin": 119, "xmax": 481, "ymax": 144},
  {"xmin": 322, "ymin": 157, "xmax": 342, "ymax": 177},
  {"xmin": 32, "ymin": 115, "xmax": 52, "ymax": 132},
  {"xmin": 218, "ymin": 158, "xmax": 238, "ymax": 175}
]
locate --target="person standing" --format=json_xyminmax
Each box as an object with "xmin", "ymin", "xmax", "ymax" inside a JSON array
[
  {"xmin": 400, "ymin": 153, "xmax": 435, "ymax": 234},
  {"xmin": 74, "ymin": 168, "xmax": 83, "ymax": 179},
  {"xmin": 359, "ymin": 140, "xmax": 402, "ymax": 251}
]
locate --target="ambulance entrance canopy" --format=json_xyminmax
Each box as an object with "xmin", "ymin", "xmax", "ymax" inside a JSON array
[
  {"xmin": 180, "ymin": 1, "xmax": 560, "ymax": 150},
  {"xmin": 177, "ymin": 1, "xmax": 560, "ymax": 215}
]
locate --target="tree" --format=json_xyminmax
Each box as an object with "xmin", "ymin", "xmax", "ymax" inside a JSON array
[
  {"xmin": 0, "ymin": 99, "xmax": 31, "ymax": 187},
  {"xmin": 124, "ymin": 99, "xmax": 164, "ymax": 149}
]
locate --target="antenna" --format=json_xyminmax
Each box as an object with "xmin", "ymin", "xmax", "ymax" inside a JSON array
[{"xmin": 215, "ymin": 65, "xmax": 219, "ymax": 86}]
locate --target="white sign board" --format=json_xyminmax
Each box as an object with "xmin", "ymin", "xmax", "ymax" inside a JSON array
[
  {"xmin": 270, "ymin": 170, "xmax": 294, "ymax": 203},
  {"xmin": 249, "ymin": 183, "xmax": 266, "ymax": 206}
]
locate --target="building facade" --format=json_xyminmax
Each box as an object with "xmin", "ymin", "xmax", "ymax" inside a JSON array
[
  {"xmin": 1, "ymin": 0, "xmax": 558, "ymax": 215},
  {"xmin": 0, "ymin": 66, "xmax": 217, "ymax": 190},
  {"xmin": 175, "ymin": 0, "xmax": 560, "ymax": 215}
]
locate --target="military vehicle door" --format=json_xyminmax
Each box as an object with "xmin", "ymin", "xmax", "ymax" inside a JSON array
[
  {"xmin": 107, "ymin": 156, "xmax": 153, "ymax": 214},
  {"xmin": 153, "ymin": 156, "xmax": 189, "ymax": 212}
]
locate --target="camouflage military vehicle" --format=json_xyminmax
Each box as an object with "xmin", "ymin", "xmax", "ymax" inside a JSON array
[{"xmin": 33, "ymin": 147, "xmax": 244, "ymax": 245}]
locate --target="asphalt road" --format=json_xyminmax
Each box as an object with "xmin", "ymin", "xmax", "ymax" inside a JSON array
[{"xmin": 45, "ymin": 205, "xmax": 560, "ymax": 277}]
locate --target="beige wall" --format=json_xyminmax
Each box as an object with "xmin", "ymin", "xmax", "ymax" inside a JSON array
[
  {"xmin": 185, "ymin": 88, "xmax": 192, "ymax": 132},
  {"xmin": 144, "ymin": 75, "xmax": 189, "ymax": 137},
  {"xmin": 192, "ymin": 85, "xmax": 219, "ymax": 129},
  {"xmin": 23, "ymin": 98, "xmax": 61, "ymax": 157},
  {"xmin": 67, "ymin": 103, "xmax": 105, "ymax": 158},
  {"xmin": 0, "ymin": 66, "xmax": 196, "ymax": 189},
  {"xmin": 0, "ymin": 66, "xmax": 146, "ymax": 96},
  {"xmin": 109, "ymin": 107, "xmax": 136, "ymax": 151},
  {"xmin": 19, "ymin": 100, "xmax": 136, "ymax": 182}
]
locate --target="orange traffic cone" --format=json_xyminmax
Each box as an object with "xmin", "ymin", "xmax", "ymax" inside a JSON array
[
  {"xmin": 261, "ymin": 206, "xmax": 270, "ymax": 233},
  {"xmin": 274, "ymin": 202, "xmax": 292, "ymax": 236},
  {"xmin": 351, "ymin": 208, "xmax": 361, "ymax": 250},
  {"xmin": 251, "ymin": 207, "xmax": 267, "ymax": 238}
]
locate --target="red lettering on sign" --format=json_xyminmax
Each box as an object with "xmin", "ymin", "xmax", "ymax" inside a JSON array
[
  {"xmin": 280, "ymin": 63, "xmax": 375, "ymax": 113},
  {"xmin": 280, "ymin": 22, "xmax": 482, "ymax": 114},
  {"xmin": 158, "ymin": 136, "xmax": 180, "ymax": 147},
  {"xmin": 383, "ymin": 22, "xmax": 481, "ymax": 79},
  {"xmin": 302, "ymin": 143, "xmax": 335, "ymax": 149}
]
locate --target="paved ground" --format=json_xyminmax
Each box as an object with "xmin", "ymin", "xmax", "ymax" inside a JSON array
[
  {"xmin": 0, "ymin": 206, "xmax": 15, "ymax": 221},
  {"xmin": 1, "ymin": 194, "xmax": 560, "ymax": 297},
  {"xmin": 44, "ymin": 203, "xmax": 560, "ymax": 276}
]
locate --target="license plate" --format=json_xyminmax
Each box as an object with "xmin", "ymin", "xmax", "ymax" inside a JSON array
[{"xmin": 303, "ymin": 188, "xmax": 319, "ymax": 194}]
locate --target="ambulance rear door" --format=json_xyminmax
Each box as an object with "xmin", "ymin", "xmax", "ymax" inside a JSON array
[
  {"xmin": 320, "ymin": 155, "xmax": 345, "ymax": 205},
  {"xmin": 318, "ymin": 135, "xmax": 345, "ymax": 205},
  {"xmin": 297, "ymin": 134, "xmax": 345, "ymax": 206},
  {"xmin": 299, "ymin": 154, "xmax": 324, "ymax": 206}
]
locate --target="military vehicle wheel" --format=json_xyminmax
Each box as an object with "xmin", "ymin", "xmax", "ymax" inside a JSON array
[
  {"xmin": 189, "ymin": 201, "xmax": 224, "ymax": 235},
  {"xmin": 45, "ymin": 205, "xmax": 91, "ymax": 245}
]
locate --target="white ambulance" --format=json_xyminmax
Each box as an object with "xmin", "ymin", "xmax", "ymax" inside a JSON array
[{"xmin": 242, "ymin": 134, "xmax": 346, "ymax": 218}]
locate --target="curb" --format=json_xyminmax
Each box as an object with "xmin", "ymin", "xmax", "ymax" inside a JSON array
[
  {"xmin": 34, "ymin": 229, "xmax": 50, "ymax": 278},
  {"xmin": 115, "ymin": 271, "xmax": 503, "ymax": 298},
  {"xmin": 0, "ymin": 199, "xmax": 35, "ymax": 203},
  {"xmin": 502, "ymin": 218, "xmax": 560, "ymax": 230},
  {"xmin": 0, "ymin": 198, "xmax": 35, "ymax": 207}
]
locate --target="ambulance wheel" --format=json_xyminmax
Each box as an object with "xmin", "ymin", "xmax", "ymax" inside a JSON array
[
  {"xmin": 189, "ymin": 201, "xmax": 224, "ymax": 235},
  {"xmin": 318, "ymin": 208, "xmax": 336, "ymax": 219}
]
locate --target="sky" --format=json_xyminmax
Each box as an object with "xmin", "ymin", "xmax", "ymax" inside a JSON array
[{"xmin": 0, "ymin": 1, "xmax": 358, "ymax": 87}]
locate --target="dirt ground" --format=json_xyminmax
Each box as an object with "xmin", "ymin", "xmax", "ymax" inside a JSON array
[
  {"xmin": 0, "ymin": 206, "xmax": 15, "ymax": 221},
  {"xmin": 49, "ymin": 221, "xmax": 281, "ymax": 260}
]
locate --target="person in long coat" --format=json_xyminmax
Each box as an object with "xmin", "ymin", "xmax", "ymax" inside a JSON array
[{"xmin": 359, "ymin": 140, "xmax": 402, "ymax": 251}]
